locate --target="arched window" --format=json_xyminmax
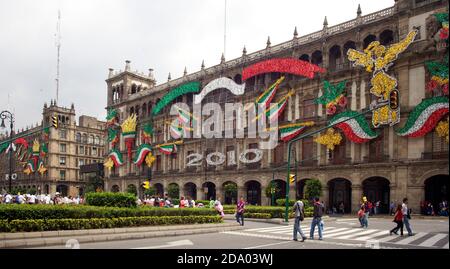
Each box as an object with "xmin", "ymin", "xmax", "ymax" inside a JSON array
[
  {"xmin": 82, "ymin": 133, "xmax": 88, "ymax": 143},
  {"xmin": 311, "ymin": 50, "xmax": 323, "ymax": 65},
  {"xmin": 299, "ymin": 54, "xmax": 310, "ymax": 62},
  {"xmin": 148, "ymin": 101, "xmax": 153, "ymax": 116},
  {"xmin": 379, "ymin": 29, "xmax": 394, "ymax": 46},
  {"xmin": 328, "ymin": 45, "xmax": 341, "ymax": 70},
  {"xmin": 130, "ymin": 107, "xmax": 135, "ymax": 116},
  {"xmin": 343, "ymin": 41, "xmax": 356, "ymax": 56},
  {"xmin": 89, "ymin": 135, "xmax": 94, "ymax": 144},
  {"xmin": 131, "ymin": 84, "xmax": 137, "ymax": 94},
  {"xmin": 94, "ymin": 135, "xmax": 100, "ymax": 145},
  {"xmin": 75, "ymin": 133, "xmax": 81, "ymax": 143},
  {"xmin": 363, "ymin": 34, "xmax": 377, "ymax": 49},
  {"xmin": 234, "ymin": 74, "xmax": 242, "ymax": 84}
]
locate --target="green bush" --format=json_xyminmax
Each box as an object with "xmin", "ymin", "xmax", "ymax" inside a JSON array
[
  {"xmin": 171, "ymin": 199, "xmax": 180, "ymax": 206},
  {"xmin": 0, "ymin": 204, "xmax": 217, "ymax": 220},
  {"xmin": 0, "ymin": 216, "xmax": 223, "ymax": 232},
  {"xmin": 167, "ymin": 183, "xmax": 179, "ymax": 199},
  {"xmin": 304, "ymin": 179, "xmax": 322, "ymax": 200},
  {"xmin": 244, "ymin": 213, "xmax": 271, "ymax": 219},
  {"xmin": 196, "ymin": 200, "xmax": 212, "ymax": 206},
  {"xmin": 85, "ymin": 192, "xmax": 137, "ymax": 207},
  {"xmin": 275, "ymin": 199, "xmax": 296, "ymax": 207}
]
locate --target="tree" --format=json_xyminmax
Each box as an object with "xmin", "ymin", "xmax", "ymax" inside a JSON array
[
  {"xmin": 305, "ymin": 179, "xmax": 322, "ymax": 200},
  {"xmin": 85, "ymin": 175, "xmax": 104, "ymax": 193},
  {"xmin": 223, "ymin": 183, "xmax": 237, "ymax": 204},
  {"xmin": 144, "ymin": 186, "xmax": 156, "ymax": 197},
  {"xmin": 167, "ymin": 183, "xmax": 180, "ymax": 199},
  {"xmin": 126, "ymin": 184, "xmax": 138, "ymax": 196}
]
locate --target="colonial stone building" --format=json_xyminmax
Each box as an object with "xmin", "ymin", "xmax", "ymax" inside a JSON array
[
  {"xmin": 104, "ymin": 0, "xmax": 448, "ymax": 213},
  {"xmin": 0, "ymin": 102, "xmax": 106, "ymax": 197}
]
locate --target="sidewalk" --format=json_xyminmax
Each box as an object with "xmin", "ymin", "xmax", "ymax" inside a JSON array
[
  {"xmin": 328, "ymin": 214, "xmax": 449, "ymax": 220},
  {"xmin": 0, "ymin": 222, "xmax": 243, "ymax": 249}
]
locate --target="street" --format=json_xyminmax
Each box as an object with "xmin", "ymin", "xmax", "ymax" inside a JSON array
[{"xmin": 27, "ymin": 216, "xmax": 449, "ymax": 249}]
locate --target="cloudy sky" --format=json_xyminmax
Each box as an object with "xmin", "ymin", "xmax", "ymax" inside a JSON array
[{"xmin": 0, "ymin": 0, "xmax": 394, "ymax": 132}]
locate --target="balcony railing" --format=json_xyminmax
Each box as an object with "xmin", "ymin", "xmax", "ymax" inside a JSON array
[
  {"xmin": 363, "ymin": 155, "xmax": 390, "ymax": 163},
  {"xmin": 422, "ymin": 151, "xmax": 449, "ymax": 160},
  {"xmin": 329, "ymin": 157, "xmax": 352, "ymax": 165}
]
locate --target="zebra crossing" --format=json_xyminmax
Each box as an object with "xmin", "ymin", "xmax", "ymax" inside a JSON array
[{"xmin": 224, "ymin": 224, "xmax": 449, "ymax": 249}]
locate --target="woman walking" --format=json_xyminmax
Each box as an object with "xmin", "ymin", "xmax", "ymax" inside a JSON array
[{"xmin": 390, "ymin": 204, "xmax": 404, "ymax": 236}]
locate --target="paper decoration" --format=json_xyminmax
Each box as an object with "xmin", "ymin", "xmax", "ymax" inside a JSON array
[
  {"xmin": 108, "ymin": 149, "xmax": 125, "ymax": 167},
  {"xmin": 315, "ymin": 80, "xmax": 347, "ymax": 115},
  {"xmin": 435, "ymin": 117, "xmax": 449, "ymax": 143},
  {"xmin": 425, "ymin": 56, "xmax": 448, "ymax": 96},
  {"xmin": 121, "ymin": 114, "xmax": 137, "ymax": 161},
  {"xmin": 347, "ymin": 30, "xmax": 418, "ymax": 128},
  {"xmin": 193, "ymin": 77, "xmax": 245, "ymax": 104},
  {"xmin": 314, "ymin": 128, "xmax": 342, "ymax": 151},
  {"xmin": 329, "ymin": 110, "xmax": 378, "ymax": 143},
  {"xmin": 42, "ymin": 127, "xmax": 50, "ymax": 141},
  {"xmin": 253, "ymin": 90, "xmax": 294, "ymax": 123},
  {"xmin": 108, "ymin": 128, "xmax": 119, "ymax": 148},
  {"xmin": 106, "ymin": 108, "xmax": 119, "ymax": 127},
  {"xmin": 0, "ymin": 142, "xmax": 8, "ymax": 154},
  {"xmin": 396, "ymin": 96, "xmax": 449, "ymax": 137},
  {"xmin": 434, "ymin": 13, "xmax": 449, "ymax": 40},
  {"xmin": 277, "ymin": 122, "xmax": 315, "ymax": 142},
  {"xmin": 152, "ymin": 82, "xmax": 200, "ymax": 115},
  {"xmin": 133, "ymin": 144, "xmax": 152, "ymax": 166},
  {"xmin": 13, "ymin": 138, "xmax": 28, "ymax": 160},
  {"xmin": 23, "ymin": 160, "xmax": 36, "ymax": 175},
  {"xmin": 255, "ymin": 76, "xmax": 285, "ymax": 109},
  {"xmin": 37, "ymin": 159, "xmax": 47, "ymax": 176},
  {"xmin": 242, "ymin": 58, "xmax": 325, "ymax": 81},
  {"xmin": 40, "ymin": 143, "xmax": 48, "ymax": 158},
  {"xmin": 141, "ymin": 123, "xmax": 153, "ymax": 144},
  {"xmin": 156, "ymin": 140, "xmax": 183, "ymax": 155},
  {"xmin": 145, "ymin": 152, "xmax": 156, "ymax": 167}
]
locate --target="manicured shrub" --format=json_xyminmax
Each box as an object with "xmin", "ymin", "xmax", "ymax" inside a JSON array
[
  {"xmin": 85, "ymin": 192, "xmax": 137, "ymax": 207},
  {"xmin": 0, "ymin": 216, "xmax": 223, "ymax": 232},
  {"xmin": 171, "ymin": 199, "xmax": 180, "ymax": 206},
  {"xmin": 0, "ymin": 204, "xmax": 217, "ymax": 220},
  {"xmin": 244, "ymin": 213, "xmax": 271, "ymax": 219},
  {"xmin": 275, "ymin": 199, "xmax": 296, "ymax": 207}
]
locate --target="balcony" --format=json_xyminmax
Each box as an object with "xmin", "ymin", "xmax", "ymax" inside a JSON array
[
  {"xmin": 422, "ymin": 151, "xmax": 449, "ymax": 160},
  {"xmin": 329, "ymin": 157, "xmax": 352, "ymax": 165},
  {"xmin": 246, "ymin": 162, "xmax": 261, "ymax": 170},
  {"xmin": 363, "ymin": 155, "xmax": 390, "ymax": 163}
]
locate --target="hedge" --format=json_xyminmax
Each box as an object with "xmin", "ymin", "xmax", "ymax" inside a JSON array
[
  {"xmin": 85, "ymin": 192, "xmax": 136, "ymax": 207},
  {"xmin": 0, "ymin": 215, "xmax": 222, "ymax": 232},
  {"xmin": 275, "ymin": 199, "xmax": 311, "ymax": 207},
  {"xmin": 244, "ymin": 213, "xmax": 271, "ymax": 219},
  {"xmin": 0, "ymin": 205, "xmax": 217, "ymax": 220}
]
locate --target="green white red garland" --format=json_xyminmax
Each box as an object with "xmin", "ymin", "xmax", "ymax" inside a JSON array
[
  {"xmin": 329, "ymin": 110, "xmax": 378, "ymax": 143},
  {"xmin": 109, "ymin": 149, "xmax": 124, "ymax": 166},
  {"xmin": 133, "ymin": 144, "xmax": 152, "ymax": 166},
  {"xmin": 396, "ymin": 96, "xmax": 449, "ymax": 137}
]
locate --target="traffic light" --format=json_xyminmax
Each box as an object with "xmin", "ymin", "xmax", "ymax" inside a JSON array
[
  {"xmin": 289, "ymin": 174, "xmax": 296, "ymax": 184},
  {"xmin": 51, "ymin": 116, "xmax": 58, "ymax": 129},
  {"xmin": 142, "ymin": 181, "xmax": 150, "ymax": 189}
]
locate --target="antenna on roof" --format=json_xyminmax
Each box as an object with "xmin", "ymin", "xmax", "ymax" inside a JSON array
[{"xmin": 55, "ymin": 9, "xmax": 62, "ymax": 105}]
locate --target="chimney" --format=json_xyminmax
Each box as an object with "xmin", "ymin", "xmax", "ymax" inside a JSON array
[
  {"xmin": 108, "ymin": 68, "xmax": 114, "ymax": 78},
  {"xmin": 148, "ymin": 68, "xmax": 155, "ymax": 80},
  {"xmin": 125, "ymin": 60, "xmax": 131, "ymax": 71}
]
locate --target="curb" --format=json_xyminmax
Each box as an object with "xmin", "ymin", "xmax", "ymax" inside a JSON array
[{"xmin": 0, "ymin": 223, "xmax": 243, "ymax": 249}]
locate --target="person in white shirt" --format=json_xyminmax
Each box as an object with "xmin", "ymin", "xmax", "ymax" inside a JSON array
[
  {"xmin": 402, "ymin": 198, "xmax": 413, "ymax": 236},
  {"xmin": 29, "ymin": 194, "xmax": 36, "ymax": 204},
  {"xmin": 17, "ymin": 194, "xmax": 25, "ymax": 204},
  {"xmin": 5, "ymin": 194, "xmax": 12, "ymax": 204}
]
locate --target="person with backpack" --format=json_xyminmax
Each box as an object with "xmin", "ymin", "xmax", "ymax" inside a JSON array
[
  {"xmin": 293, "ymin": 200, "xmax": 307, "ymax": 242},
  {"xmin": 310, "ymin": 197, "xmax": 324, "ymax": 240},
  {"xmin": 390, "ymin": 204, "xmax": 404, "ymax": 236}
]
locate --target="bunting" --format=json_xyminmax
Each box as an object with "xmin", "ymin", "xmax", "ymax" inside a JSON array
[
  {"xmin": 255, "ymin": 76, "xmax": 285, "ymax": 109},
  {"xmin": 329, "ymin": 110, "xmax": 379, "ymax": 143},
  {"xmin": 133, "ymin": 144, "xmax": 152, "ymax": 166}
]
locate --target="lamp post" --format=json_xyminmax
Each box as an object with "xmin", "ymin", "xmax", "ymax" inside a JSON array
[{"xmin": 1, "ymin": 110, "xmax": 15, "ymax": 193}]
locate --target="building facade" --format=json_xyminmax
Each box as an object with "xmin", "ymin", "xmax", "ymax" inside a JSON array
[
  {"xmin": 104, "ymin": 0, "xmax": 449, "ymax": 213},
  {"xmin": 0, "ymin": 101, "xmax": 106, "ymax": 197}
]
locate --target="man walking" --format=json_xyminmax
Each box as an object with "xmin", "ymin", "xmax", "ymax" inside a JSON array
[
  {"xmin": 402, "ymin": 198, "xmax": 413, "ymax": 236},
  {"xmin": 236, "ymin": 197, "xmax": 245, "ymax": 226},
  {"xmin": 310, "ymin": 197, "xmax": 324, "ymax": 240},
  {"xmin": 362, "ymin": 197, "xmax": 369, "ymax": 228},
  {"xmin": 293, "ymin": 199, "xmax": 307, "ymax": 242}
]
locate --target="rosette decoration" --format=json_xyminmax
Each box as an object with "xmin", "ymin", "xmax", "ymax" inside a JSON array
[
  {"xmin": 121, "ymin": 114, "xmax": 137, "ymax": 161},
  {"xmin": 315, "ymin": 80, "xmax": 347, "ymax": 115},
  {"xmin": 425, "ymin": 57, "xmax": 449, "ymax": 95},
  {"xmin": 152, "ymin": 82, "xmax": 200, "ymax": 116},
  {"xmin": 255, "ymin": 76, "xmax": 285, "ymax": 109},
  {"xmin": 133, "ymin": 144, "xmax": 152, "ymax": 166},
  {"xmin": 314, "ymin": 128, "xmax": 342, "ymax": 151},
  {"xmin": 108, "ymin": 128, "xmax": 119, "ymax": 148},
  {"xmin": 435, "ymin": 13, "xmax": 449, "ymax": 40},
  {"xmin": 104, "ymin": 149, "xmax": 124, "ymax": 170},
  {"xmin": 106, "ymin": 108, "xmax": 119, "ymax": 127},
  {"xmin": 141, "ymin": 123, "xmax": 153, "ymax": 144},
  {"xmin": 435, "ymin": 117, "xmax": 449, "ymax": 143},
  {"xmin": 396, "ymin": 96, "xmax": 449, "ymax": 138},
  {"xmin": 329, "ymin": 110, "xmax": 378, "ymax": 143}
]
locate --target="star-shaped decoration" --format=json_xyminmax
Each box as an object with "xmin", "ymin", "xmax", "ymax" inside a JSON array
[{"xmin": 314, "ymin": 128, "xmax": 342, "ymax": 151}]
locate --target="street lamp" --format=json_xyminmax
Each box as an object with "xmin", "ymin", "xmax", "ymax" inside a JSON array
[{"xmin": 1, "ymin": 110, "xmax": 15, "ymax": 193}]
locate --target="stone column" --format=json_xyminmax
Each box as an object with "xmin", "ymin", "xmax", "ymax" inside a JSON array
[
  {"xmin": 322, "ymin": 186, "xmax": 329, "ymax": 212},
  {"xmin": 351, "ymin": 184, "xmax": 363, "ymax": 214},
  {"xmin": 196, "ymin": 186, "xmax": 204, "ymax": 202}
]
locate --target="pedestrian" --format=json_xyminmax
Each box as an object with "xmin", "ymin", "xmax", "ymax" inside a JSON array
[
  {"xmin": 309, "ymin": 197, "xmax": 324, "ymax": 240},
  {"xmin": 236, "ymin": 196, "xmax": 245, "ymax": 226},
  {"xmin": 214, "ymin": 198, "xmax": 224, "ymax": 219},
  {"xmin": 179, "ymin": 196, "xmax": 186, "ymax": 208},
  {"xmin": 209, "ymin": 197, "xmax": 215, "ymax": 209},
  {"xmin": 402, "ymin": 198, "xmax": 413, "ymax": 236},
  {"xmin": 362, "ymin": 197, "xmax": 369, "ymax": 228},
  {"xmin": 293, "ymin": 199, "xmax": 307, "ymax": 242},
  {"xmin": 358, "ymin": 205, "xmax": 365, "ymax": 227},
  {"xmin": 390, "ymin": 201, "xmax": 395, "ymax": 215},
  {"xmin": 390, "ymin": 204, "xmax": 404, "ymax": 236}
]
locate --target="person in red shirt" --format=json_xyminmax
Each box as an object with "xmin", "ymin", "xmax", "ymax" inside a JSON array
[{"xmin": 390, "ymin": 204, "xmax": 404, "ymax": 236}]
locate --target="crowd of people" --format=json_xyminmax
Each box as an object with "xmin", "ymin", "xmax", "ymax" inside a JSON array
[
  {"xmin": 420, "ymin": 200, "xmax": 448, "ymax": 216},
  {"xmin": 0, "ymin": 192, "xmax": 83, "ymax": 205}
]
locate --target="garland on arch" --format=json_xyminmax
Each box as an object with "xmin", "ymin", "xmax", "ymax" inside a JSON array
[
  {"xmin": 329, "ymin": 110, "xmax": 379, "ymax": 143},
  {"xmin": 396, "ymin": 96, "xmax": 449, "ymax": 138},
  {"xmin": 152, "ymin": 82, "xmax": 201, "ymax": 116}
]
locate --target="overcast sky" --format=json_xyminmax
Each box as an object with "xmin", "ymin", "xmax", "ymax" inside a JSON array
[{"xmin": 0, "ymin": 0, "xmax": 394, "ymax": 132}]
